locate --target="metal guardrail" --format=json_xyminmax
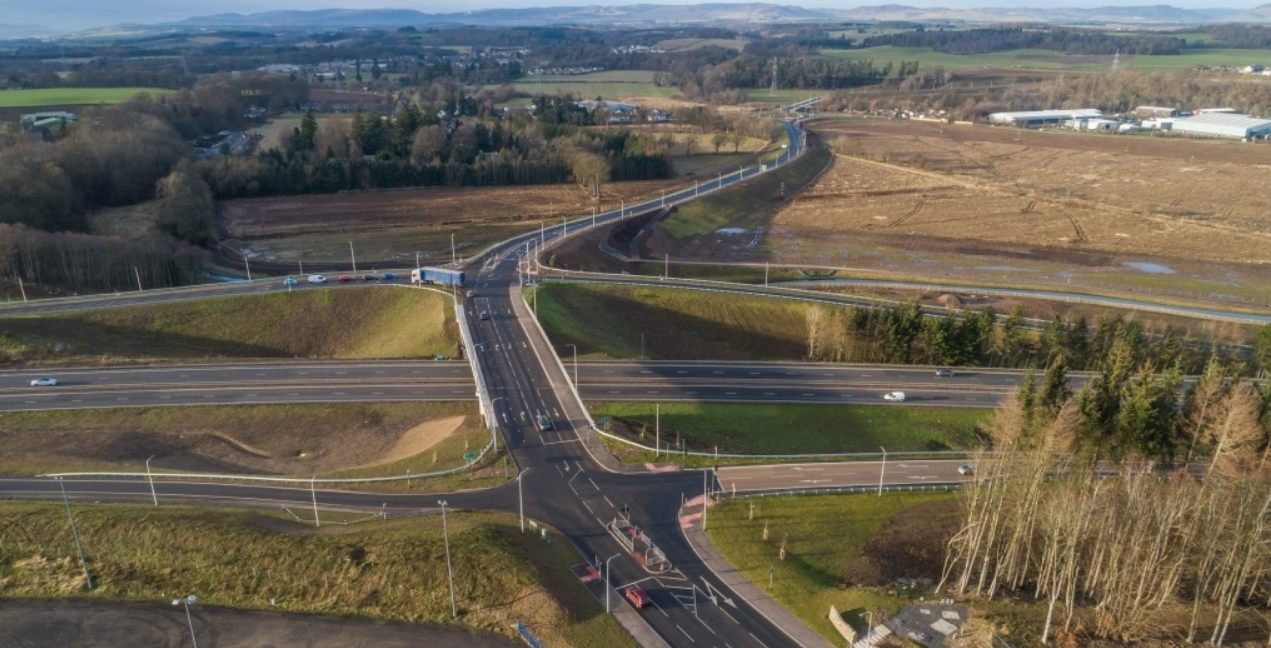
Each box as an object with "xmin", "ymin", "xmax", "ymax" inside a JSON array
[
  {"xmin": 515, "ymin": 621, "xmax": 545, "ymax": 648},
  {"xmin": 725, "ymin": 483, "xmax": 963, "ymax": 499},
  {"xmin": 591, "ymin": 426, "xmax": 971, "ymax": 461}
]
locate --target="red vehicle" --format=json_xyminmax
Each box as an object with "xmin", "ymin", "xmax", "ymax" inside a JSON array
[
  {"xmin": 338, "ymin": 275, "xmax": 355, "ymax": 282},
  {"xmin": 624, "ymin": 586, "xmax": 651, "ymax": 609}
]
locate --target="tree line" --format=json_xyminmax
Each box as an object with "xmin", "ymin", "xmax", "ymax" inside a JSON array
[
  {"xmin": 0, "ymin": 224, "xmax": 203, "ymax": 293},
  {"xmin": 942, "ymin": 368, "xmax": 1271, "ymax": 644},
  {"xmin": 854, "ymin": 27, "xmax": 1185, "ymax": 56}
]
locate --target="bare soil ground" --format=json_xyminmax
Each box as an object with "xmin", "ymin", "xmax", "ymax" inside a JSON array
[
  {"xmin": 0, "ymin": 403, "xmax": 478, "ymax": 476},
  {"xmin": 843, "ymin": 499, "xmax": 962, "ymax": 587},
  {"xmin": 795, "ymin": 120, "xmax": 1271, "ymax": 266}
]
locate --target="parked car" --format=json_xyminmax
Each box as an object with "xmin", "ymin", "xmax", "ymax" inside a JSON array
[
  {"xmin": 30, "ymin": 377, "xmax": 58, "ymax": 387},
  {"xmin": 883, "ymin": 391, "xmax": 906, "ymax": 402},
  {"xmin": 958, "ymin": 464, "xmax": 975, "ymax": 476},
  {"xmin": 338, "ymin": 275, "xmax": 355, "ymax": 282},
  {"xmin": 624, "ymin": 586, "xmax": 651, "ymax": 609},
  {"xmin": 935, "ymin": 369, "xmax": 955, "ymax": 378},
  {"xmin": 465, "ymin": 290, "xmax": 474, "ymax": 298},
  {"xmin": 382, "ymin": 272, "xmax": 398, "ymax": 280},
  {"xmin": 479, "ymin": 311, "xmax": 490, "ymax": 321},
  {"xmin": 282, "ymin": 277, "xmax": 299, "ymax": 287},
  {"xmin": 537, "ymin": 414, "xmax": 553, "ymax": 431},
  {"xmin": 363, "ymin": 273, "xmax": 379, "ymax": 281},
  {"xmin": 307, "ymin": 274, "xmax": 328, "ymax": 284}
]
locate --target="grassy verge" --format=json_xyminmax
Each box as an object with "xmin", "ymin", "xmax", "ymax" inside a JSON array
[
  {"xmin": 592, "ymin": 402, "xmax": 986, "ymax": 457},
  {"xmin": 706, "ymin": 492, "xmax": 958, "ymax": 642},
  {"xmin": 0, "ymin": 287, "xmax": 458, "ymax": 365},
  {"xmin": 534, "ymin": 283, "xmax": 807, "ymax": 361},
  {"xmin": 0, "ymin": 503, "xmax": 634, "ymax": 648},
  {"xmin": 660, "ymin": 134, "xmax": 831, "ymax": 239}
]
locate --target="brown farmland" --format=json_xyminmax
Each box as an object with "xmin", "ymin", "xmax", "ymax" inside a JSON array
[{"xmin": 779, "ymin": 119, "xmax": 1271, "ymax": 266}]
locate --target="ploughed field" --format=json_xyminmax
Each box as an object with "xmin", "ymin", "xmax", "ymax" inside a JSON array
[{"xmin": 787, "ymin": 119, "xmax": 1271, "ymax": 266}]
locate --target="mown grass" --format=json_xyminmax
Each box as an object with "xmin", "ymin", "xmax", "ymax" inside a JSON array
[
  {"xmin": 0, "ymin": 87, "xmax": 173, "ymax": 107},
  {"xmin": 0, "ymin": 287, "xmax": 457, "ymax": 365},
  {"xmin": 533, "ymin": 283, "xmax": 807, "ymax": 361},
  {"xmin": 705, "ymin": 492, "xmax": 957, "ymax": 642},
  {"xmin": 592, "ymin": 402, "xmax": 986, "ymax": 456},
  {"xmin": 660, "ymin": 135, "xmax": 831, "ymax": 239},
  {"xmin": 0, "ymin": 503, "xmax": 634, "ymax": 648}
]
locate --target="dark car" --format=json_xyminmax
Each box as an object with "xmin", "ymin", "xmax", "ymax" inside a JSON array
[
  {"xmin": 363, "ymin": 273, "xmax": 379, "ymax": 281},
  {"xmin": 935, "ymin": 369, "xmax": 955, "ymax": 378},
  {"xmin": 382, "ymin": 272, "xmax": 398, "ymax": 280},
  {"xmin": 479, "ymin": 311, "xmax": 490, "ymax": 321},
  {"xmin": 537, "ymin": 414, "xmax": 553, "ymax": 431},
  {"xmin": 338, "ymin": 275, "xmax": 355, "ymax": 282}
]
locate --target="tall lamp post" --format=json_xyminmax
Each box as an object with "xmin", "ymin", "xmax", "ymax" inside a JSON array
[
  {"xmin": 517, "ymin": 468, "xmax": 531, "ymax": 533},
  {"xmin": 56, "ymin": 477, "xmax": 92, "ymax": 590},
  {"xmin": 145, "ymin": 455, "xmax": 158, "ymax": 506},
  {"xmin": 564, "ymin": 343, "xmax": 578, "ymax": 386},
  {"xmin": 877, "ymin": 446, "xmax": 887, "ymax": 497},
  {"xmin": 172, "ymin": 595, "xmax": 199, "ymax": 648},
  {"xmin": 439, "ymin": 501, "xmax": 458, "ymax": 618},
  {"xmin": 605, "ymin": 553, "xmax": 622, "ymax": 612}
]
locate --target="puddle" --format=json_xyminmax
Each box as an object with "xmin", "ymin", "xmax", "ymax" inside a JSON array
[
  {"xmin": 715, "ymin": 227, "xmax": 747, "ymax": 235},
  {"xmin": 1123, "ymin": 262, "xmax": 1175, "ymax": 275}
]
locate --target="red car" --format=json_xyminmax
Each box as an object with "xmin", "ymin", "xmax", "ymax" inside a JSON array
[
  {"xmin": 624, "ymin": 586, "xmax": 651, "ymax": 609},
  {"xmin": 338, "ymin": 275, "xmax": 355, "ymax": 282}
]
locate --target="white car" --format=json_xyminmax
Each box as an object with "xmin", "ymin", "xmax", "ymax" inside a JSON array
[
  {"xmin": 30, "ymin": 377, "xmax": 58, "ymax": 387},
  {"xmin": 307, "ymin": 274, "xmax": 328, "ymax": 284},
  {"xmin": 883, "ymin": 391, "xmax": 906, "ymax": 402},
  {"xmin": 958, "ymin": 464, "xmax": 975, "ymax": 476}
]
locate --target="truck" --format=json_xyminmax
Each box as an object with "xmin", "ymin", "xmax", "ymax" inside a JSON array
[{"xmin": 411, "ymin": 267, "xmax": 465, "ymax": 287}]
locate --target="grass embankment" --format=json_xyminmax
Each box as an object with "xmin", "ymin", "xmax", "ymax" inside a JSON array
[
  {"xmin": 593, "ymin": 402, "xmax": 986, "ymax": 457},
  {"xmin": 660, "ymin": 134, "xmax": 831, "ymax": 239},
  {"xmin": 0, "ymin": 403, "xmax": 487, "ymax": 480},
  {"xmin": 706, "ymin": 493, "xmax": 959, "ymax": 642},
  {"xmin": 0, "ymin": 503, "xmax": 633, "ymax": 648},
  {"xmin": 534, "ymin": 283, "xmax": 806, "ymax": 360},
  {"xmin": 0, "ymin": 88, "xmax": 172, "ymax": 108},
  {"xmin": 0, "ymin": 287, "xmax": 457, "ymax": 365}
]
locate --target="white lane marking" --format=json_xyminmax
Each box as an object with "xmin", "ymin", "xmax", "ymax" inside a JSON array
[
  {"xmin": 749, "ymin": 632, "xmax": 769, "ymax": 647},
  {"xmin": 603, "ymin": 495, "xmax": 615, "ymax": 508},
  {"xmin": 581, "ymin": 500, "xmax": 594, "ymax": 514},
  {"xmin": 588, "ymin": 477, "xmax": 600, "ymax": 491},
  {"xmin": 677, "ymin": 626, "xmax": 696, "ymax": 643}
]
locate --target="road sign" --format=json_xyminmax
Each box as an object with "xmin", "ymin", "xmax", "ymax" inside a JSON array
[{"xmin": 463, "ymin": 452, "xmax": 477, "ymax": 462}]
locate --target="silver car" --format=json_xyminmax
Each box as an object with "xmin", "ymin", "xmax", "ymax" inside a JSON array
[{"xmin": 30, "ymin": 377, "xmax": 58, "ymax": 387}]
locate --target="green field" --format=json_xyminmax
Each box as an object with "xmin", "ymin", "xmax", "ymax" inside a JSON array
[
  {"xmin": 0, "ymin": 87, "xmax": 173, "ymax": 108},
  {"xmin": 820, "ymin": 46, "xmax": 1111, "ymax": 72},
  {"xmin": 661, "ymin": 134, "xmax": 830, "ymax": 238},
  {"xmin": 0, "ymin": 287, "xmax": 457, "ymax": 365},
  {"xmin": 820, "ymin": 45, "xmax": 1271, "ymax": 74},
  {"xmin": 534, "ymin": 283, "xmax": 808, "ymax": 361},
  {"xmin": 706, "ymin": 492, "xmax": 959, "ymax": 642},
  {"xmin": 655, "ymin": 38, "xmax": 749, "ymax": 52},
  {"xmin": 592, "ymin": 402, "xmax": 986, "ymax": 455},
  {"xmin": 0, "ymin": 503, "xmax": 633, "ymax": 648},
  {"xmin": 502, "ymin": 70, "xmax": 676, "ymax": 100}
]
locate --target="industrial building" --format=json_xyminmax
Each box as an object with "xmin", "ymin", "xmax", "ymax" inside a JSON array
[
  {"xmin": 1171, "ymin": 113, "xmax": 1271, "ymax": 140},
  {"xmin": 988, "ymin": 109, "xmax": 1103, "ymax": 128},
  {"xmin": 1135, "ymin": 106, "xmax": 1178, "ymax": 118}
]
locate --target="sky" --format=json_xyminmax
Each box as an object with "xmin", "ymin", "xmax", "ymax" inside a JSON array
[{"xmin": 11, "ymin": 0, "xmax": 1269, "ymax": 33}]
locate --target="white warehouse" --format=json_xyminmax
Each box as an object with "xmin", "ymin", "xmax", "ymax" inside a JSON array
[
  {"xmin": 988, "ymin": 108, "xmax": 1103, "ymax": 128},
  {"xmin": 1171, "ymin": 113, "xmax": 1271, "ymax": 140}
]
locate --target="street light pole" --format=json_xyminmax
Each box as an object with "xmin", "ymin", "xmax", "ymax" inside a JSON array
[
  {"xmin": 565, "ymin": 343, "xmax": 578, "ymax": 385},
  {"xmin": 57, "ymin": 478, "xmax": 92, "ymax": 591},
  {"xmin": 348, "ymin": 241, "xmax": 356, "ymax": 273},
  {"xmin": 517, "ymin": 469, "xmax": 530, "ymax": 533},
  {"xmin": 145, "ymin": 455, "xmax": 158, "ymax": 506},
  {"xmin": 878, "ymin": 447, "xmax": 887, "ymax": 497},
  {"xmin": 311, "ymin": 475, "xmax": 320, "ymax": 528},
  {"xmin": 655, "ymin": 403, "xmax": 660, "ymax": 459},
  {"xmin": 605, "ymin": 553, "xmax": 621, "ymax": 613},
  {"xmin": 620, "ymin": 200, "xmax": 625, "ymax": 219},
  {"xmin": 451, "ymin": 233, "xmax": 456, "ymax": 265},
  {"xmin": 173, "ymin": 595, "xmax": 199, "ymax": 648},
  {"xmin": 439, "ymin": 501, "xmax": 458, "ymax": 618}
]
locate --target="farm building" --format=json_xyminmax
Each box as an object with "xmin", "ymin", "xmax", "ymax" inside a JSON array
[
  {"xmin": 988, "ymin": 109, "xmax": 1102, "ymax": 128},
  {"xmin": 1171, "ymin": 113, "xmax": 1271, "ymax": 140},
  {"xmin": 1085, "ymin": 119, "xmax": 1119, "ymax": 132},
  {"xmin": 1134, "ymin": 106, "xmax": 1178, "ymax": 118}
]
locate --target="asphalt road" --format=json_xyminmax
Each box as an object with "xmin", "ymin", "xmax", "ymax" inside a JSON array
[
  {"xmin": 719, "ymin": 459, "xmax": 971, "ymax": 494},
  {"xmin": 0, "ymin": 360, "xmax": 1032, "ymax": 412}
]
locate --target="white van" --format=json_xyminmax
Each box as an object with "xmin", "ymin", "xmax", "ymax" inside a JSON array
[
  {"xmin": 307, "ymin": 274, "xmax": 328, "ymax": 284},
  {"xmin": 883, "ymin": 391, "xmax": 906, "ymax": 402}
]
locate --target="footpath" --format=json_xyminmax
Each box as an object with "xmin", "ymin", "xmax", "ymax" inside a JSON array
[{"xmin": 679, "ymin": 496, "xmax": 835, "ymax": 648}]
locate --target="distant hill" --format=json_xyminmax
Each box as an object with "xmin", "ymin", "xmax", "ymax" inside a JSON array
[{"xmin": 91, "ymin": 2, "xmax": 1271, "ymax": 33}]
